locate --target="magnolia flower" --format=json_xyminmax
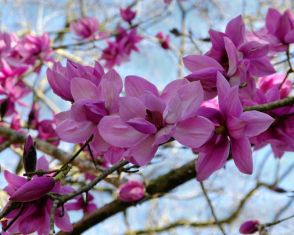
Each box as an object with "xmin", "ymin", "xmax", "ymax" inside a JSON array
[
  {"xmin": 99, "ymin": 76, "xmax": 214, "ymax": 165},
  {"xmin": 120, "ymin": 7, "xmax": 136, "ymax": 24},
  {"xmin": 55, "ymin": 66, "xmax": 125, "ymax": 159},
  {"xmin": 117, "ymin": 180, "xmax": 145, "ymax": 202},
  {"xmin": 17, "ymin": 33, "xmax": 52, "ymax": 65},
  {"xmin": 184, "ymin": 16, "xmax": 275, "ymax": 100},
  {"xmin": 0, "ymin": 78, "xmax": 30, "ymax": 118},
  {"xmin": 70, "ymin": 17, "xmax": 99, "ymax": 39},
  {"xmin": 2, "ymin": 157, "xmax": 73, "ymax": 234},
  {"xmin": 47, "ymin": 60, "xmax": 104, "ymax": 101},
  {"xmin": 245, "ymin": 75, "xmax": 294, "ymax": 158},
  {"xmin": 0, "ymin": 33, "xmax": 28, "ymax": 80},
  {"xmin": 195, "ymin": 73, "xmax": 274, "ymax": 181},
  {"xmin": 247, "ymin": 8, "xmax": 294, "ymax": 53},
  {"xmin": 239, "ymin": 220, "xmax": 260, "ymax": 234},
  {"xmin": 101, "ymin": 28, "xmax": 142, "ymax": 68}
]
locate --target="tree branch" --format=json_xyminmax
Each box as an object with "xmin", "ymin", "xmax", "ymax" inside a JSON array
[{"xmin": 244, "ymin": 96, "xmax": 294, "ymax": 112}]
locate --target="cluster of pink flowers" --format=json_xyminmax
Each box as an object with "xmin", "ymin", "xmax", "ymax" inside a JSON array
[
  {"xmin": 69, "ymin": 10, "xmax": 142, "ymax": 69},
  {"xmin": 2, "ymin": 153, "xmax": 73, "ymax": 234},
  {"xmin": 0, "ymin": 32, "xmax": 58, "ymax": 147},
  {"xmin": 1, "ymin": 7, "xmax": 293, "ymax": 235},
  {"xmin": 101, "ymin": 27, "xmax": 143, "ymax": 68},
  {"xmin": 49, "ymin": 8, "xmax": 293, "ymax": 182},
  {"xmin": 0, "ymin": 32, "xmax": 52, "ymax": 119},
  {"xmin": 70, "ymin": 17, "xmax": 99, "ymax": 39}
]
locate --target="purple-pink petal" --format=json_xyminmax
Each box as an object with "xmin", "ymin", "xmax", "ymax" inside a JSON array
[
  {"xmin": 196, "ymin": 136, "xmax": 230, "ymax": 181},
  {"xmin": 125, "ymin": 75, "xmax": 159, "ymax": 97},
  {"xmin": 240, "ymin": 110, "xmax": 274, "ymax": 137},
  {"xmin": 99, "ymin": 115, "xmax": 145, "ymax": 148},
  {"xmin": 10, "ymin": 176, "xmax": 55, "ymax": 202},
  {"xmin": 174, "ymin": 116, "xmax": 214, "ymax": 148},
  {"xmin": 231, "ymin": 137, "xmax": 253, "ymax": 174}
]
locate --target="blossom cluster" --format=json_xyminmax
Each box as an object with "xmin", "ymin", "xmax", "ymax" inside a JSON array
[
  {"xmin": 0, "ymin": 7, "xmax": 293, "ymax": 235},
  {"xmin": 48, "ymin": 9, "xmax": 294, "ymax": 182}
]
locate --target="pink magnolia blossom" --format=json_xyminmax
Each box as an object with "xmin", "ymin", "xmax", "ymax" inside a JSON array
[
  {"xmin": 120, "ymin": 7, "xmax": 136, "ymax": 24},
  {"xmin": 239, "ymin": 220, "xmax": 260, "ymax": 234},
  {"xmin": 17, "ymin": 33, "xmax": 52, "ymax": 65},
  {"xmin": 195, "ymin": 73, "xmax": 274, "ymax": 181},
  {"xmin": 66, "ymin": 193, "xmax": 97, "ymax": 214},
  {"xmin": 47, "ymin": 60, "xmax": 104, "ymax": 102},
  {"xmin": 184, "ymin": 16, "xmax": 275, "ymax": 100},
  {"xmin": 99, "ymin": 76, "xmax": 214, "ymax": 166},
  {"xmin": 257, "ymin": 73, "xmax": 292, "ymax": 99},
  {"xmin": 245, "ymin": 74, "xmax": 294, "ymax": 158},
  {"xmin": 101, "ymin": 27, "xmax": 143, "ymax": 68},
  {"xmin": 249, "ymin": 8, "xmax": 294, "ymax": 52},
  {"xmin": 55, "ymin": 65, "xmax": 124, "ymax": 160},
  {"xmin": 0, "ymin": 78, "xmax": 30, "ymax": 118},
  {"xmin": 117, "ymin": 180, "xmax": 145, "ymax": 202},
  {"xmin": 156, "ymin": 32, "xmax": 170, "ymax": 49},
  {"xmin": 70, "ymin": 17, "xmax": 99, "ymax": 39},
  {"xmin": 0, "ymin": 33, "xmax": 28, "ymax": 80},
  {"xmin": 2, "ymin": 157, "xmax": 73, "ymax": 234}
]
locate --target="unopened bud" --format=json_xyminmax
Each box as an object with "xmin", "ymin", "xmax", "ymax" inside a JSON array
[
  {"xmin": 23, "ymin": 135, "xmax": 37, "ymax": 174},
  {"xmin": 239, "ymin": 220, "xmax": 260, "ymax": 234}
]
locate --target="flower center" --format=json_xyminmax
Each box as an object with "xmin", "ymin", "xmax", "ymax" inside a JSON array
[
  {"xmin": 215, "ymin": 125, "xmax": 226, "ymax": 135},
  {"xmin": 145, "ymin": 109, "xmax": 164, "ymax": 130}
]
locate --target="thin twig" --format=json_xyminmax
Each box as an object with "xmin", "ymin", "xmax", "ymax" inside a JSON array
[{"xmin": 200, "ymin": 182, "xmax": 226, "ymax": 235}]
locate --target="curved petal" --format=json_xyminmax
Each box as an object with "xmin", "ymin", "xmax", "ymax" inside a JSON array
[
  {"xmin": 4, "ymin": 171, "xmax": 27, "ymax": 195},
  {"xmin": 225, "ymin": 15, "xmax": 245, "ymax": 46},
  {"xmin": 55, "ymin": 210, "xmax": 73, "ymax": 232},
  {"xmin": 196, "ymin": 136, "xmax": 230, "ymax": 181},
  {"xmin": 124, "ymin": 135, "xmax": 157, "ymax": 166},
  {"xmin": 36, "ymin": 156, "xmax": 49, "ymax": 171},
  {"xmin": 224, "ymin": 37, "xmax": 238, "ymax": 76},
  {"xmin": 99, "ymin": 115, "xmax": 145, "ymax": 147},
  {"xmin": 154, "ymin": 124, "xmax": 175, "ymax": 145},
  {"xmin": 127, "ymin": 117, "xmax": 157, "ymax": 134},
  {"xmin": 141, "ymin": 92, "xmax": 165, "ymax": 113},
  {"xmin": 226, "ymin": 115, "xmax": 246, "ymax": 139},
  {"xmin": 100, "ymin": 69, "xmax": 122, "ymax": 111},
  {"xmin": 183, "ymin": 55, "xmax": 223, "ymax": 72},
  {"xmin": 266, "ymin": 8, "xmax": 281, "ymax": 34},
  {"xmin": 119, "ymin": 96, "xmax": 146, "ymax": 121},
  {"xmin": 70, "ymin": 77, "xmax": 99, "ymax": 101},
  {"xmin": 240, "ymin": 111, "xmax": 274, "ymax": 137},
  {"xmin": 231, "ymin": 137, "xmax": 253, "ymax": 174},
  {"xmin": 174, "ymin": 116, "xmax": 214, "ymax": 148},
  {"xmin": 56, "ymin": 117, "xmax": 94, "ymax": 143},
  {"xmin": 239, "ymin": 41, "xmax": 269, "ymax": 59},
  {"xmin": 89, "ymin": 128, "xmax": 110, "ymax": 156},
  {"xmin": 217, "ymin": 72, "xmax": 242, "ymax": 117},
  {"xmin": 104, "ymin": 147, "xmax": 125, "ymax": 164},
  {"xmin": 125, "ymin": 75, "xmax": 159, "ymax": 97},
  {"xmin": 161, "ymin": 79, "xmax": 189, "ymax": 102}
]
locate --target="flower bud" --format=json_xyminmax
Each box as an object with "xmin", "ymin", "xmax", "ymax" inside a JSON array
[
  {"xmin": 239, "ymin": 220, "xmax": 260, "ymax": 234},
  {"xmin": 0, "ymin": 99, "xmax": 8, "ymax": 119},
  {"xmin": 23, "ymin": 135, "xmax": 37, "ymax": 173},
  {"xmin": 117, "ymin": 180, "xmax": 145, "ymax": 202},
  {"xmin": 120, "ymin": 7, "xmax": 136, "ymax": 24},
  {"xmin": 10, "ymin": 176, "xmax": 55, "ymax": 202}
]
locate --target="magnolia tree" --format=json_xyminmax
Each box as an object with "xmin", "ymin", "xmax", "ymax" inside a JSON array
[{"xmin": 0, "ymin": 0, "xmax": 293, "ymax": 234}]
